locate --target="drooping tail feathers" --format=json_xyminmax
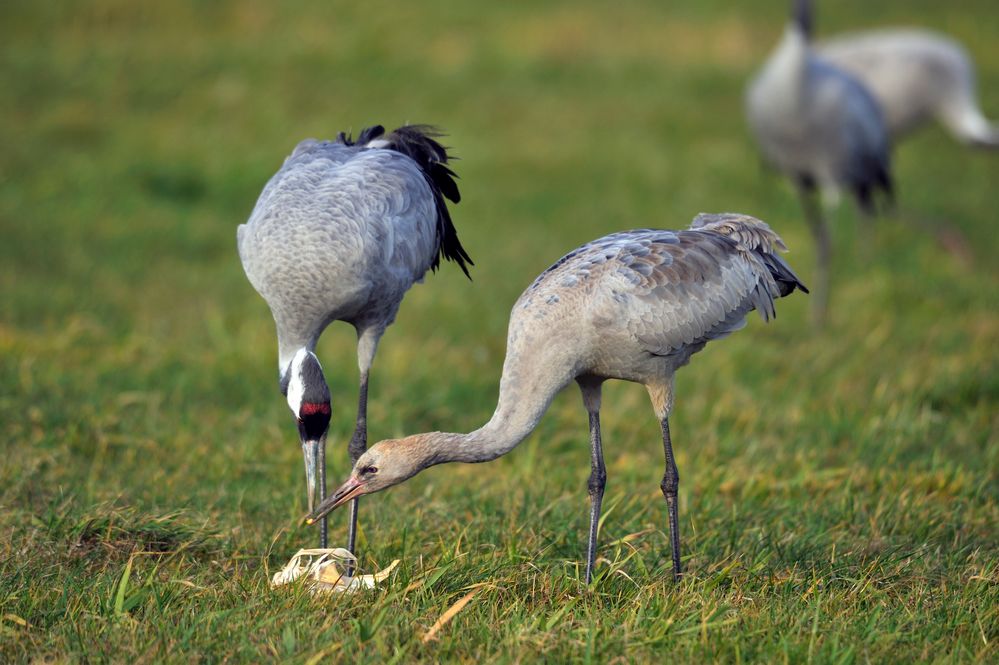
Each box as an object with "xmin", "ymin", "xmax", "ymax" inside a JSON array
[
  {"xmin": 338, "ymin": 124, "xmax": 474, "ymax": 278},
  {"xmin": 853, "ymin": 156, "xmax": 895, "ymax": 216},
  {"xmin": 691, "ymin": 212, "xmax": 809, "ymax": 300}
]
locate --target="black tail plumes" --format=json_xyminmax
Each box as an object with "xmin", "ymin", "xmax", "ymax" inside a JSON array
[
  {"xmin": 384, "ymin": 125, "xmax": 473, "ymax": 278},
  {"xmin": 341, "ymin": 124, "xmax": 473, "ymax": 279},
  {"xmin": 763, "ymin": 252, "xmax": 809, "ymax": 297},
  {"xmin": 853, "ymin": 161, "xmax": 895, "ymax": 216}
]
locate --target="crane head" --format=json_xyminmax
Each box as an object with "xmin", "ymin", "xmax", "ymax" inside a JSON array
[
  {"xmin": 281, "ymin": 348, "xmax": 332, "ymax": 515},
  {"xmin": 303, "ymin": 437, "xmax": 432, "ymax": 525},
  {"xmin": 791, "ymin": 0, "xmax": 814, "ymax": 39}
]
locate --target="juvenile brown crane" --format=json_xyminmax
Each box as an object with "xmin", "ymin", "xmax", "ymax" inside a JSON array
[{"xmin": 306, "ymin": 213, "xmax": 806, "ymax": 583}]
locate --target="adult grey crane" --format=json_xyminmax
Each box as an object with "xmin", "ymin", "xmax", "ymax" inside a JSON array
[
  {"xmin": 238, "ymin": 124, "xmax": 472, "ymax": 551},
  {"xmin": 305, "ymin": 213, "xmax": 807, "ymax": 583},
  {"xmin": 818, "ymin": 29, "xmax": 998, "ymax": 148},
  {"xmin": 746, "ymin": 0, "xmax": 892, "ymax": 324}
]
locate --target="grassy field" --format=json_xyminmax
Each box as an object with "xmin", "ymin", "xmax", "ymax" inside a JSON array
[{"xmin": 2, "ymin": 0, "xmax": 997, "ymax": 661}]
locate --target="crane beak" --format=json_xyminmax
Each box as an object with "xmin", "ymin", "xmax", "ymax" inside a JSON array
[
  {"xmin": 302, "ymin": 440, "xmax": 322, "ymax": 516},
  {"xmin": 303, "ymin": 475, "xmax": 365, "ymax": 525}
]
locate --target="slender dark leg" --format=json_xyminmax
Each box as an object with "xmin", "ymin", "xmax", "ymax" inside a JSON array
[
  {"xmin": 576, "ymin": 379, "xmax": 605, "ymax": 584},
  {"xmin": 318, "ymin": 438, "xmax": 328, "ymax": 548},
  {"xmin": 345, "ymin": 325, "xmax": 383, "ymax": 573},
  {"xmin": 346, "ymin": 371, "xmax": 368, "ymax": 570},
  {"xmin": 798, "ymin": 186, "xmax": 831, "ymax": 326},
  {"xmin": 659, "ymin": 418, "xmax": 681, "ymax": 581},
  {"xmin": 585, "ymin": 409, "xmax": 606, "ymax": 584}
]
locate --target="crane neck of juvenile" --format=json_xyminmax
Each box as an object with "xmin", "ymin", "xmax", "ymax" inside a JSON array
[
  {"xmin": 387, "ymin": 310, "xmax": 580, "ymax": 471},
  {"xmin": 414, "ymin": 375, "xmax": 573, "ymax": 468},
  {"xmin": 393, "ymin": 410, "xmax": 546, "ymax": 470}
]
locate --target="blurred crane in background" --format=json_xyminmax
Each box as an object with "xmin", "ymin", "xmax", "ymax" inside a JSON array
[
  {"xmin": 746, "ymin": 0, "xmax": 892, "ymax": 324},
  {"xmin": 238, "ymin": 125, "xmax": 472, "ymax": 553},
  {"xmin": 819, "ymin": 29, "xmax": 998, "ymax": 149}
]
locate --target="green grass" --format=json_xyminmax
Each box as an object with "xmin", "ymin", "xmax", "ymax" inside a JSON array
[{"xmin": 2, "ymin": 0, "xmax": 997, "ymax": 661}]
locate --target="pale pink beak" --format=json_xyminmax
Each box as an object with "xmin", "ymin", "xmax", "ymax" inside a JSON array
[{"xmin": 303, "ymin": 475, "xmax": 366, "ymax": 525}]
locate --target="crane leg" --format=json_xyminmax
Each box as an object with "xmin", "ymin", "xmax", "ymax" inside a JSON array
[
  {"xmin": 578, "ymin": 379, "xmax": 605, "ymax": 585},
  {"xmin": 346, "ymin": 325, "xmax": 381, "ymax": 573},
  {"xmin": 799, "ymin": 187, "xmax": 831, "ymax": 326},
  {"xmin": 659, "ymin": 418, "xmax": 682, "ymax": 581},
  {"xmin": 345, "ymin": 370, "xmax": 369, "ymax": 570},
  {"xmin": 585, "ymin": 409, "xmax": 606, "ymax": 584}
]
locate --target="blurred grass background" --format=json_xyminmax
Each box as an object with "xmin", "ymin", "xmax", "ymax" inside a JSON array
[{"xmin": 1, "ymin": 0, "xmax": 997, "ymax": 662}]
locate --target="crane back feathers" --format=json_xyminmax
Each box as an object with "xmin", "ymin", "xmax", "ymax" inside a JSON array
[
  {"xmin": 337, "ymin": 125, "xmax": 473, "ymax": 278},
  {"xmin": 523, "ymin": 213, "xmax": 806, "ymax": 360},
  {"xmin": 690, "ymin": 212, "xmax": 808, "ymax": 298}
]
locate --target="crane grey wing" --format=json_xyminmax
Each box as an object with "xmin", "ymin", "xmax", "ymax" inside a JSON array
[
  {"xmin": 607, "ymin": 233, "xmax": 777, "ymax": 356},
  {"xmin": 348, "ymin": 150, "xmax": 443, "ymax": 282},
  {"xmin": 238, "ymin": 149, "xmax": 439, "ymax": 321}
]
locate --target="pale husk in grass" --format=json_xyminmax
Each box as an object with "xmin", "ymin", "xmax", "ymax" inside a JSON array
[{"xmin": 271, "ymin": 548, "xmax": 399, "ymax": 594}]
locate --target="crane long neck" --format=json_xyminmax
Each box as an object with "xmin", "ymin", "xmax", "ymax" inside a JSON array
[
  {"xmin": 277, "ymin": 333, "xmax": 316, "ymax": 376},
  {"xmin": 430, "ymin": 374, "xmax": 570, "ymax": 465},
  {"xmin": 791, "ymin": 0, "xmax": 813, "ymax": 40},
  {"xmin": 778, "ymin": 22, "xmax": 809, "ymax": 66},
  {"xmin": 437, "ymin": 406, "xmax": 548, "ymax": 465},
  {"xmin": 760, "ymin": 22, "xmax": 810, "ymax": 107},
  {"xmin": 411, "ymin": 327, "xmax": 579, "ymax": 466}
]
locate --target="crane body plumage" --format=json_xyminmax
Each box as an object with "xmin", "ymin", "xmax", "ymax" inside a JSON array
[
  {"xmin": 307, "ymin": 213, "xmax": 807, "ymax": 583},
  {"xmin": 746, "ymin": 0, "xmax": 892, "ymax": 323},
  {"xmin": 238, "ymin": 124, "xmax": 471, "ymax": 552},
  {"xmin": 746, "ymin": 32, "xmax": 891, "ymax": 207},
  {"xmin": 818, "ymin": 29, "xmax": 999, "ymax": 148}
]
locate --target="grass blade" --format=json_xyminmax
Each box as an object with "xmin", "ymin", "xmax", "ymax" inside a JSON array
[
  {"xmin": 113, "ymin": 555, "xmax": 135, "ymax": 618},
  {"xmin": 422, "ymin": 587, "xmax": 483, "ymax": 643}
]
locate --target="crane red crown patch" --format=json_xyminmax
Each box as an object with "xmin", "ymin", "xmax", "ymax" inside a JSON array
[{"xmin": 301, "ymin": 402, "xmax": 331, "ymax": 416}]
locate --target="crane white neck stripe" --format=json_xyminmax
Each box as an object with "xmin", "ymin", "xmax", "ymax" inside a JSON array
[{"xmin": 285, "ymin": 348, "xmax": 321, "ymax": 415}]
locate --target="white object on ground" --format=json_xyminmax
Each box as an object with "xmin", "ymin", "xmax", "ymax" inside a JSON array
[{"xmin": 271, "ymin": 548, "xmax": 400, "ymax": 593}]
